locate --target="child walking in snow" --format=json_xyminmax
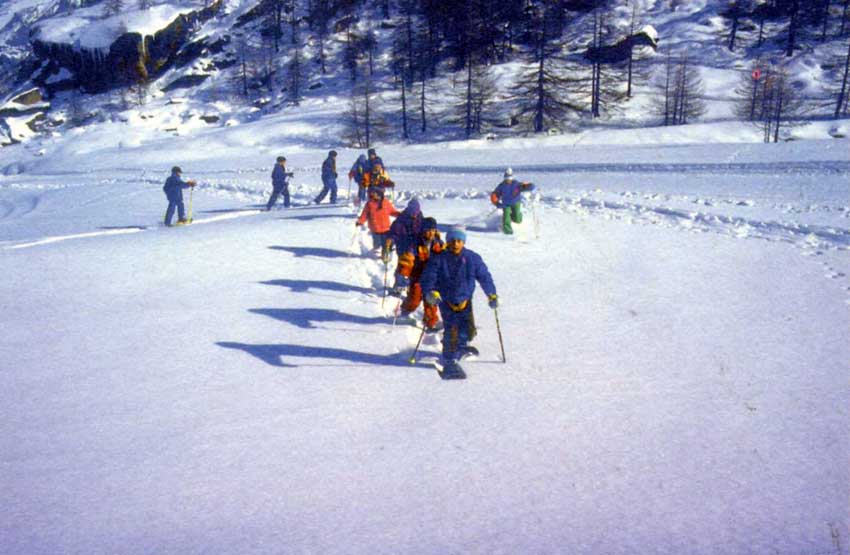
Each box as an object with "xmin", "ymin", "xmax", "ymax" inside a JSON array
[
  {"xmin": 356, "ymin": 186, "xmax": 401, "ymax": 259},
  {"xmin": 421, "ymin": 227, "xmax": 498, "ymax": 377},
  {"xmin": 490, "ymin": 167, "xmax": 535, "ymax": 234},
  {"xmin": 349, "ymin": 154, "xmax": 368, "ymax": 205},
  {"xmin": 387, "ymin": 197, "xmax": 423, "ymax": 296},
  {"xmin": 398, "ymin": 217, "xmax": 444, "ymax": 332},
  {"xmin": 162, "ymin": 166, "xmax": 196, "ymax": 226}
]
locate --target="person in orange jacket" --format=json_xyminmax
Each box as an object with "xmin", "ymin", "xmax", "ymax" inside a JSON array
[
  {"xmin": 356, "ymin": 186, "xmax": 401, "ymax": 259},
  {"xmin": 398, "ymin": 217, "xmax": 444, "ymax": 331}
]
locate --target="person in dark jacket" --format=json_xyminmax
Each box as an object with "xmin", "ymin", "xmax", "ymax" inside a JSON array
[
  {"xmin": 387, "ymin": 197, "xmax": 422, "ymax": 295},
  {"xmin": 398, "ymin": 217, "xmax": 444, "ymax": 331},
  {"xmin": 314, "ymin": 150, "xmax": 338, "ymax": 204},
  {"xmin": 490, "ymin": 167, "xmax": 535, "ymax": 234},
  {"xmin": 364, "ymin": 148, "xmax": 385, "ymax": 173},
  {"xmin": 267, "ymin": 156, "xmax": 293, "ymax": 210},
  {"xmin": 421, "ymin": 226, "xmax": 498, "ymax": 374},
  {"xmin": 162, "ymin": 166, "xmax": 196, "ymax": 226},
  {"xmin": 349, "ymin": 154, "xmax": 368, "ymax": 205}
]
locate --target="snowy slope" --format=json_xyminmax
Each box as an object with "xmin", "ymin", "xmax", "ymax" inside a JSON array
[{"xmin": 1, "ymin": 120, "xmax": 849, "ymax": 554}]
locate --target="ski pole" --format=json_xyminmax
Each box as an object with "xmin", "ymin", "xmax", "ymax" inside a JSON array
[
  {"xmin": 381, "ymin": 258, "xmax": 390, "ymax": 309},
  {"xmin": 408, "ymin": 324, "xmax": 428, "ymax": 364},
  {"xmin": 391, "ymin": 296, "xmax": 404, "ymax": 325},
  {"xmin": 188, "ymin": 186, "xmax": 194, "ymax": 221},
  {"xmin": 494, "ymin": 307, "xmax": 506, "ymax": 363},
  {"xmin": 531, "ymin": 198, "xmax": 540, "ymax": 239},
  {"xmin": 347, "ymin": 177, "xmax": 352, "ymax": 204}
]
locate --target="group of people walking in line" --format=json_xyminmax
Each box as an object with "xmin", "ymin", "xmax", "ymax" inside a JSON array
[{"xmin": 163, "ymin": 149, "xmax": 535, "ymax": 375}]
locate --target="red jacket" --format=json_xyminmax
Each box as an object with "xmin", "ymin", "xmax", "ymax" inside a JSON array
[{"xmin": 357, "ymin": 198, "xmax": 400, "ymax": 233}]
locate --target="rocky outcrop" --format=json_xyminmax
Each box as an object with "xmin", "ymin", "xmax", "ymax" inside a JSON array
[{"xmin": 31, "ymin": 0, "xmax": 222, "ymax": 93}]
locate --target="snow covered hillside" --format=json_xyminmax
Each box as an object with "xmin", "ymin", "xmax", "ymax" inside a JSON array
[{"xmin": 1, "ymin": 111, "xmax": 849, "ymax": 554}]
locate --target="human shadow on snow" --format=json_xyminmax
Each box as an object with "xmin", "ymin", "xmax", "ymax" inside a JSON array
[
  {"xmin": 279, "ymin": 214, "xmax": 351, "ymax": 222},
  {"xmin": 249, "ymin": 307, "xmax": 387, "ymax": 329},
  {"xmin": 259, "ymin": 279, "xmax": 375, "ymax": 296},
  {"xmin": 217, "ymin": 341, "xmax": 411, "ymax": 368},
  {"xmin": 269, "ymin": 245, "xmax": 352, "ymax": 258}
]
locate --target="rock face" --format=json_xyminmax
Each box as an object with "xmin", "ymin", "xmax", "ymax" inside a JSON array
[
  {"xmin": 31, "ymin": 0, "xmax": 222, "ymax": 94},
  {"xmin": 11, "ymin": 88, "xmax": 43, "ymax": 105}
]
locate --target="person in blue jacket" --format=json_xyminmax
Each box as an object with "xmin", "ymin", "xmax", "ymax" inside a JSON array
[
  {"xmin": 348, "ymin": 154, "xmax": 368, "ymax": 204},
  {"xmin": 314, "ymin": 150, "xmax": 338, "ymax": 204},
  {"xmin": 490, "ymin": 167, "xmax": 535, "ymax": 234},
  {"xmin": 266, "ymin": 156, "xmax": 293, "ymax": 210},
  {"xmin": 387, "ymin": 197, "xmax": 422, "ymax": 296},
  {"xmin": 421, "ymin": 226, "xmax": 499, "ymax": 374},
  {"xmin": 162, "ymin": 166, "xmax": 196, "ymax": 226}
]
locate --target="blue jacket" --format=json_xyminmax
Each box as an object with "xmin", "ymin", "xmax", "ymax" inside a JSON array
[
  {"xmin": 491, "ymin": 178, "xmax": 534, "ymax": 207},
  {"xmin": 349, "ymin": 155, "xmax": 367, "ymax": 184},
  {"xmin": 322, "ymin": 156, "xmax": 337, "ymax": 184},
  {"xmin": 421, "ymin": 248, "xmax": 496, "ymax": 306},
  {"xmin": 389, "ymin": 203, "xmax": 422, "ymax": 254},
  {"xmin": 163, "ymin": 174, "xmax": 190, "ymax": 199},
  {"xmin": 272, "ymin": 164, "xmax": 291, "ymax": 188}
]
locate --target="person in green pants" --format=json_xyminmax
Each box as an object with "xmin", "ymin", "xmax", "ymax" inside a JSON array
[{"xmin": 489, "ymin": 168, "xmax": 535, "ymax": 234}]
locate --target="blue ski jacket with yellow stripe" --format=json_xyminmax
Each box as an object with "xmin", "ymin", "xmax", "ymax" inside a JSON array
[{"xmin": 421, "ymin": 247, "xmax": 496, "ymax": 308}]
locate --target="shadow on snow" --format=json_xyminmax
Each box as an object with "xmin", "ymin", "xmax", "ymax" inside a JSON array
[
  {"xmin": 217, "ymin": 341, "xmax": 412, "ymax": 368},
  {"xmin": 259, "ymin": 279, "xmax": 375, "ymax": 296},
  {"xmin": 249, "ymin": 307, "xmax": 387, "ymax": 329},
  {"xmin": 269, "ymin": 245, "xmax": 353, "ymax": 258}
]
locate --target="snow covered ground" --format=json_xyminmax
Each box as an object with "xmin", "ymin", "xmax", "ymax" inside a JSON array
[{"xmin": 1, "ymin": 122, "xmax": 849, "ymax": 554}]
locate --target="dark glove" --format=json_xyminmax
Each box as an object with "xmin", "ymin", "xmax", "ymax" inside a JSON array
[{"xmin": 488, "ymin": 294, "xmax": 499, "ymax": 309}]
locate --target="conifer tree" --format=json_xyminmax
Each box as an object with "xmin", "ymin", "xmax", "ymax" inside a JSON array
[
  {"xmin": 653, "ymin": 50, "xmax": 706, "ymax": 125},
  {"xmin": 831, "ymin": 34, "xmax": 850, "ymax": 117},
  {"xmin": 511, "ymin": 0, "xmax": 583, "ymax": 133}
]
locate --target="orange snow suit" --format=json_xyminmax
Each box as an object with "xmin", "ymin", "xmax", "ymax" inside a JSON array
[
  {"xmin": 357, "ymin": 198, "xmax": 401, "ymax": 233},
  {"xmin": 401, "ymin": 233, "xmax": 444, "ymax": 329}
]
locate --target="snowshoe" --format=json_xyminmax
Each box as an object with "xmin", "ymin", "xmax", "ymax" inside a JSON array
[
  {"xmin": 388, "ymin": 286, "xmax": 406, "ymax": 298},
  {"xmin": 175, "ymin": 218, "xmax": 193, "ymax": 226},
  {"xmin": 394, "ymin": 314, "xmax": 418, "ymax": 326},
  {"xmin": 424, "ymin": 321, "xmax": 444, "ymax": 334},
  {"xmin": 458, "ymin": 346, "xmax": 479, "ymax": 360},
  {"xmin": 439, "ymin": 360, "xmax": 467, "ymax": 380}
]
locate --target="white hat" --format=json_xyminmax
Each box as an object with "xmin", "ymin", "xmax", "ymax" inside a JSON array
[{"xmin": 504, "ymin": 168, "xmax": 513, "ymax": 178}]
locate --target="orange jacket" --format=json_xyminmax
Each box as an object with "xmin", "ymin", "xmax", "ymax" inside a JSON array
[
  {"xmin": 362, "ymin": 170, "xmax": 395, "ymax": 190},
  {"xmin": 399, "ymin": 233, "xmax": 444, "ymax": 280},
  {"xmin": 357, "ymin": 198, "xmax": 401, "ymax": 233}
]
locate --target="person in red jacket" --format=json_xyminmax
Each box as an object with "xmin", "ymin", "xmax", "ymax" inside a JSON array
[
  {"xmin": 398, "ymin": 217, "xmax": 444, "ymax": 331},
  {"xmin": 356, "ymin": 186, "xmax": 401, "ymax": 259}
]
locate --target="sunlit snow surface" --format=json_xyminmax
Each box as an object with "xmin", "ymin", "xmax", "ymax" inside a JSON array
[{"xmin": 1, "ymin": 123, "xmax": 848, "ymax": 555}]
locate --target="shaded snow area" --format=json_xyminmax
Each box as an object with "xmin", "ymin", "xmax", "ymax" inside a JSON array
[{"xmin": 1, "ymin": 135, "xmax": 849, "ymax": 554}]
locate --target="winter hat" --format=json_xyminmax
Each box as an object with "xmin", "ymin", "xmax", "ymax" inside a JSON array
[
  {"xmin": 367, "ymin": 148, "xmax": 376, "ymax": 156},
  {"xmin": 446, "ymin": 226, "xmax": 467, "ymax": 243},
  {"xmin": 422, "ymin": 217, "xmax": 437, "ymax": 231},
  {"xmin": 172, "ymin": 166, "xmax": 182, "ymax": 174},
  {"xmin": 368, "ymin": 185, "xmax": 384, "ymax": 198},
  {"xmin": 504, "ymin": 167, "xmax": 513, "ymax": 178},
  {"xmin": 406, "ymin": 198, "xmax": 421, "ymax": 215},
  {"xmin": 276, "ymin": 156, "xmax": 286, "ymax": 163},
  {"xmin": 329, "ymin": 150, "xmax": 337, "ymax": 157}
]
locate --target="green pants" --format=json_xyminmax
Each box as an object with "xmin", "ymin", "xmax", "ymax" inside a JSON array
[{"xmin": 502, "ymin": 203, "xmax": 523, "ymax": 234}]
